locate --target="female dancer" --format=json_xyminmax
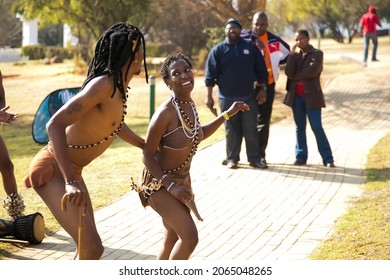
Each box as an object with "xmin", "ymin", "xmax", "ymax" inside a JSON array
[
  {"xmin": 24, "ymin": 22, "xmax": 148, "ymax": 259},
  {"xmin": 132, "ymin": 53, "xmax": 249, "ymax": 259}
]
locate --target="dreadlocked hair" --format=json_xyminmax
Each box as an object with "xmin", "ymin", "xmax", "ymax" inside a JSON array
[
  {"xmin": 160, "ymin": 52, "xmax": 193, "ymax": 87},
  {"xmin": 81, "ymin": 22, "xmax": 148, "ymax": 100}
]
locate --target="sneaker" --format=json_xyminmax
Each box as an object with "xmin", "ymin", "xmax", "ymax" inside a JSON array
[
  {"xmin": 293, "ymin": 159, "xmax": 306, "ymax": 166},
  {"xmin": 227, "ymin": 161, "xmax": 238, "ymax": 169},
  {"xmin": 325, "ymin": 162, "xmax": 335, "ymax": 168}
]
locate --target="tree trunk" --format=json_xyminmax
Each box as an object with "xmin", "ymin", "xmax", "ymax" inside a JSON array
[
  {"xmin": 236, "ymin": 0, "xmax": 266, "ymax": 14},
  {"xmin": 257, "ymin": 0, "xmax": 266, "ymax": 11}
]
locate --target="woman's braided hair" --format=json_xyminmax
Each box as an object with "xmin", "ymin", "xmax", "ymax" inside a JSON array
[
  {"xmin": 160, "ymin": 52, "xmax": 192, "ymax": 87},
  {"xmin": 81, "ymin": 22, "xmax": 148, "ymax": 100}
]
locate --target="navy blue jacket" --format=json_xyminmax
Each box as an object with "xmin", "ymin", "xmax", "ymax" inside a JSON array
[{"xmin": 205, "ymin": 38, "xmax": 268, "ymax": 100}]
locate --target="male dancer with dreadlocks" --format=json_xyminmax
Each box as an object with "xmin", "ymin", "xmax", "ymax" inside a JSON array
[{"xmin": 24, "ymin": 22, "xmax": 148, "ymax": 259}]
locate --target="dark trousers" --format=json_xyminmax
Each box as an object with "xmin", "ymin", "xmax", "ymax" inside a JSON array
[
  {"xmin": 364, "ymin": 33, "xmax": 379, "ymax": 62},
  {"xmin": 219, "ymin": 96, "xmax": 260, "ymax": 163},
  {"xmin": 257, "ymin": 83, "xmax": 275, "ymax": 159}
]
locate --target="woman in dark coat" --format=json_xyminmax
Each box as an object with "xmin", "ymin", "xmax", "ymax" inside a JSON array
[{"xmin": 284, "ymin": 29, "xmax": 335, "ymax": 167}]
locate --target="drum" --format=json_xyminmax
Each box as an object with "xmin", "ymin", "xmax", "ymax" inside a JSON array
[{"xmin": 0, "ymin": 212, "xmax": 45, "ymax": 244}]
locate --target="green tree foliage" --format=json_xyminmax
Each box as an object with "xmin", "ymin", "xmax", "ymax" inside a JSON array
[
  {"xmin": 146, "ymin": 0, "xmax": 223, "ymax": 58},
  {"xmin": 13, "ymin": 0, "xmax": 150, "ymax": 38},
  {"xmin": 0, "ymin": 0, "xmax": 22, "ymax": 47},
  {"xmin": 10, "ymin": 0, "xmax": 389, "ymax": 63},
  {"xmin": 12, "ymin": 0, "xmax": 150, "ymax": 62},
  {"xmin": 10, "ymin": 0, "xmax": 268, "ymax": 64},
  {"xmin": 145, "ymin": 0, "xmax": 267, "ymax": 59},
  {"xmin": 269, "ymin": 0, "xmax": 390, "ymax": 43}
]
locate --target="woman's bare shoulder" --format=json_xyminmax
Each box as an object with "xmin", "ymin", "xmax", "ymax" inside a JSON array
[
  {"xmin": 157, "ymin": 98, "xmax": 174, "ymax": 115},
  {"xmin": 150, "ymin": 98, "xmax": 176, "ymax": 127}
]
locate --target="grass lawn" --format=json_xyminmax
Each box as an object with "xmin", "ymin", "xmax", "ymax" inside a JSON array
[
  {"xmin": 0, "ymin": 37, "xmax": 389, "ymax": 258},
  {"xmin": 310, "ymin": 133, "xmax": 390, "ymax": 259}
]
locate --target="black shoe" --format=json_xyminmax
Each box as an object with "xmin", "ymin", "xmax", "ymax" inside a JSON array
[
  {"xmin": 372, "ymin": 59, "xmax": 379, "ymax": 62},
  {"xmin": 325, "ymin": 162, "xmax": 335, "ymax": 168},
  {"xmin": 227, "ymin": 161, "xmax": 238, "ymax": 169},
  {"xmin": 249, "ymin": 161, "xmax": 268, "ymax": 169},
  {"xmin": 293, "ymin": 160, "xmax": 306, "ymax": 166},
  {"xmin": 260, "ymin": 158, "xmax": 268, "ymax": 168},
  {"xmin": 222, "ymin": 159, "xmax": 228, "ymax": 165}
]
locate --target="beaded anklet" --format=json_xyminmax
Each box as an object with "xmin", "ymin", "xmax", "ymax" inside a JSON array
[{"xmin": 3, "ymin": 193, "xmax": 25, "ymax": 220}]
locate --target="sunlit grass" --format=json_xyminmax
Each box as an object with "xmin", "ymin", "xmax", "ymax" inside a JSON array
[{"xmin": 310, "ymin": 134, "xmax": 390, "ymax": 259}]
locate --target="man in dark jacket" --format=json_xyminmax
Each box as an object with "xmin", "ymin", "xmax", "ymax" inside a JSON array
[
  {"xmin": 284, "ymin": 29, "xmax": 334, "ymax": 167},
  {"xmin": 242, "ymin": 11, "xmax": 290, "ymax": 168},
  {"xmin": 205, "ymin": 18, "xmax": 268, "ymax": 169}
]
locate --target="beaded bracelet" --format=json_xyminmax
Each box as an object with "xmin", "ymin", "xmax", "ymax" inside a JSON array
[
  {"xmin": 167, "ymin": 182, "xmax": 175, "ymax": 192},
  {"xmin": 223, "ymin": 111, "xmax": 230, "ymax": 120},
  {"xmin": 65, "ymin": 179, "xmax": 80, "ymax": 185}
]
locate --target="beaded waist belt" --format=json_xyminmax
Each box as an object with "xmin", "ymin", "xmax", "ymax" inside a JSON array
[{"xmin": 130, "ymin": 176, "xmax": 163, "ymax": 196}]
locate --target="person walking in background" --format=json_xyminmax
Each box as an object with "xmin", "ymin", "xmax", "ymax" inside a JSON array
[
  {"xmin": 0, "ymin": 70, "xmax": 25, "ymax": 220},
  {"xmin": 23, "ymin": 23, "xmax": 148, "ymax": 259},
  {"xmin": 284, "ymin": 29, "xmax": 335, "ymax": 168},
  {"xmin": 205, "ymin": 18, "xmax": 268, "ymax": 169},
  {"xmin": 133, "ymin": 53, "xmax": 249, "ymax": 259},
  {"xmin": 242, "ymin": 11, "xmax": 290, "ymax": 168},
  {"xmin": 360, "ymin": 5, "xmax": 382, "ymax": 66}
]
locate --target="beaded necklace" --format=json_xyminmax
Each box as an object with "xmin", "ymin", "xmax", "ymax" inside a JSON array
[
  {"xmin": 164, "ymin": 96, "xmax": 200, "ymax": 173},
  {"xmin": 171, "ymin": 96, "xmax": 199, "ymax": 139},
  {"xmin": 67, "ymin": 94, "xmax": 128, "ymax": 149}
]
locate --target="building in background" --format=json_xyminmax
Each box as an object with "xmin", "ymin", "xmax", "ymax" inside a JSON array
[
  {"xmin": 16, "ymin": 15, "xmax": 39, "ymax": 47},
  {"xmin": 63, "ymin": 24, "xmax": 78, "ymax": 47}
]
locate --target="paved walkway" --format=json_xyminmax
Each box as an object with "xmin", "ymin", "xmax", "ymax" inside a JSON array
[{"xmin": 4, "ymin": 53, "xmax": 390, "ymax": 260}]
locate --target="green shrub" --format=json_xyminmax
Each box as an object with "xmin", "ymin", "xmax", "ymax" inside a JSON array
[{"xmin": 21, "ymin": 45, "xmax": 74, "ymax": 60}]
